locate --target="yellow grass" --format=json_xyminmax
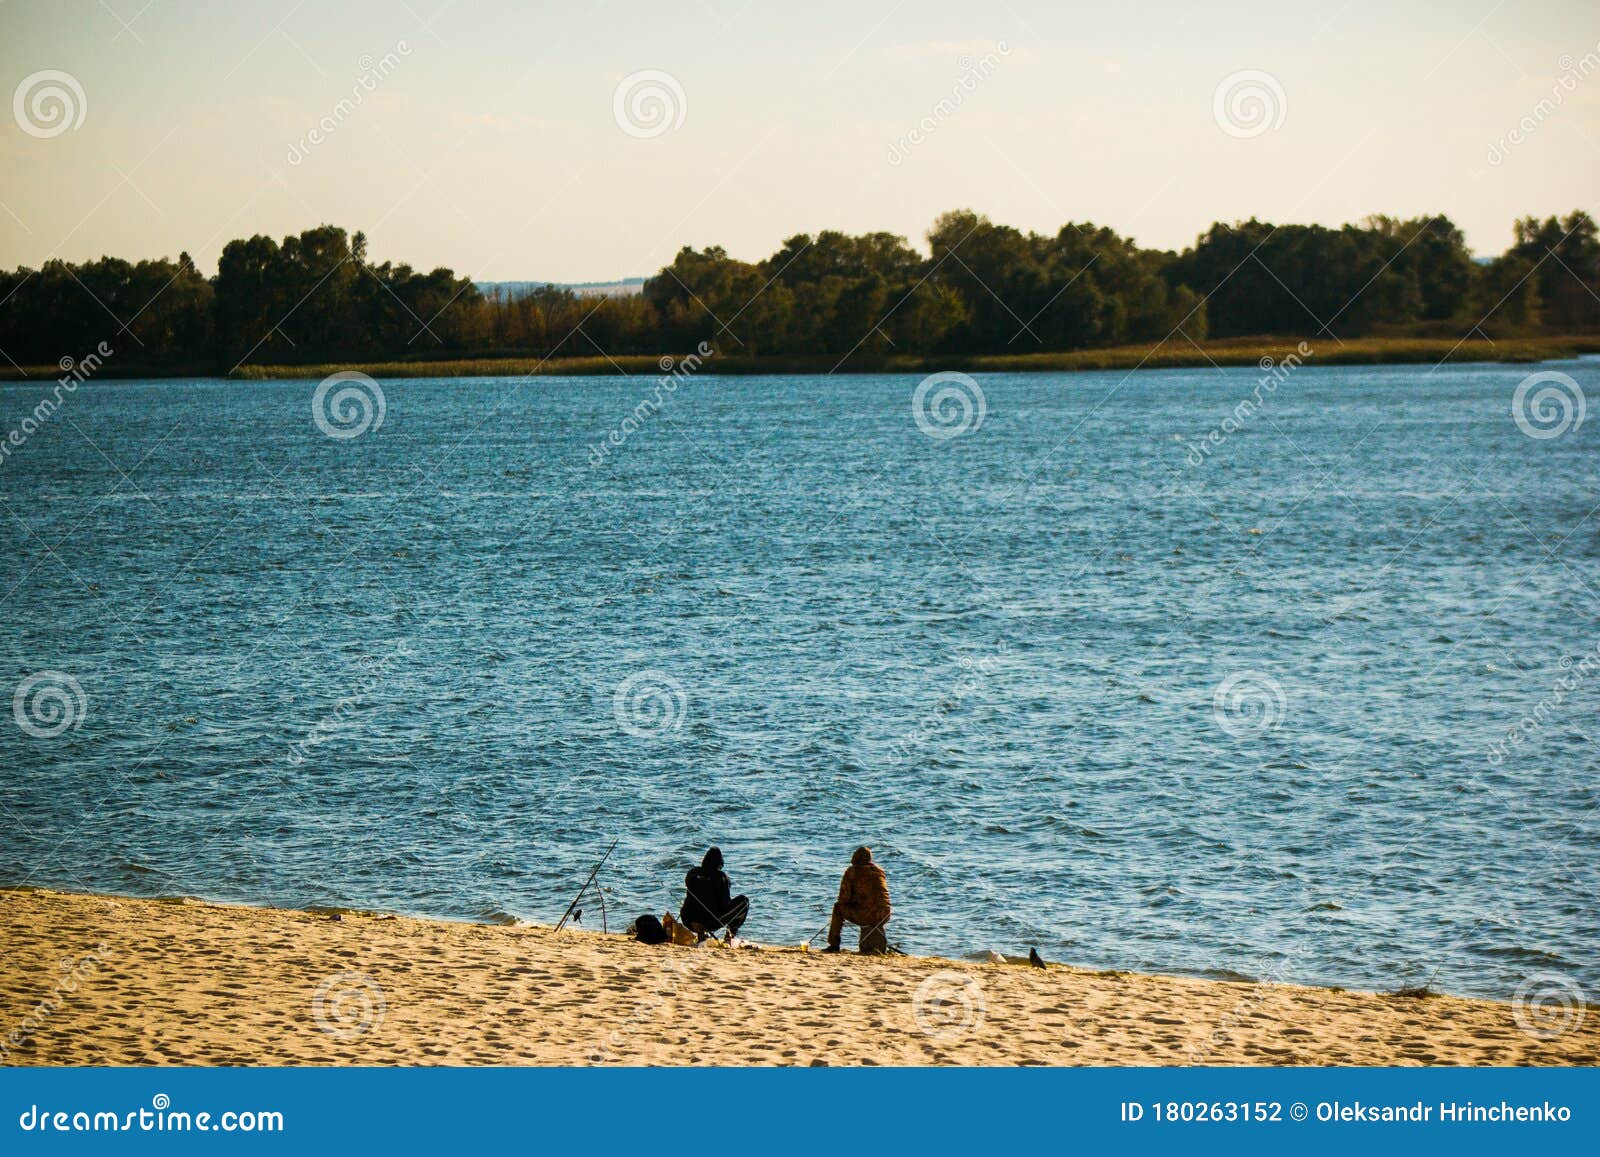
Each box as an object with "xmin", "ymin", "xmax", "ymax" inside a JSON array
[
  {"xmin": 3, "ymin": 336, "xmax": 1597, "ymax": 382},
  {"xmin": 223, "ymin": 335, "xmax": 1600, "ymax": 379}
]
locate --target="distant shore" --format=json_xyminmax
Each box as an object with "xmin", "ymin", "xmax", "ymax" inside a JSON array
[
  {"xmin": 2, "ymin": 335, "xmax": 1597, "ymax": 383},
  {"xmin": 3, "ymin": 887, "xmax": 1594, "ymax": 1066}
]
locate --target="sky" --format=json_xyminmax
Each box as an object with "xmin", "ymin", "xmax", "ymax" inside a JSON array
[{"xmin": 0, "ymin": 0, "xmax": 1597, "ymax": 281}]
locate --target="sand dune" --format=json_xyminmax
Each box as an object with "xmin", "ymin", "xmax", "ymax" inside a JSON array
[{"xmin": 1, "ymin": 888, "xmax": 1592, "ymax": 1066}]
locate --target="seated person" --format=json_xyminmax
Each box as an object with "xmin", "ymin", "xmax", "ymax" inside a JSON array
[
  {"xmin": 679, "ymin": 847, "xmax": 749, "ymax": 942},
  {"xmin": 825, "ymin": 846, "xmax": 891, "ymax": 954}
]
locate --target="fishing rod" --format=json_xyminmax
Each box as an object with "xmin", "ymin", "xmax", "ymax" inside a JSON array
[
  {"xmin": 805, "ymin": 919, "xmax": 907, "ymax": 955},
  {"xmin": 556, "ymin": 837, "xmax": 619, "ymax": 932}
]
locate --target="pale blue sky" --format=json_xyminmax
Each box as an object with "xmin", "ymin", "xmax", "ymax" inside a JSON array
[{"xmin": 0, "ymin": 0, "xmax": 1596, "ymax": 279}]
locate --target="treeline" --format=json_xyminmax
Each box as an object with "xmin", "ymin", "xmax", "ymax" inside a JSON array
[
  {"xmin": 1169, "ymin": 213, "xmax": 1599, "ymax": 337},
  {"xmin": 0, "ymin": 226, "xmax": 481, "ymax": 368},
  {"xmin": 2, "ymin": 211, "xmax": 1596, "ymax": 371}
]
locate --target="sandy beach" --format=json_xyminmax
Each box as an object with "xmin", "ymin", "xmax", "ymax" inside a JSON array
[{"xmin": 1, "ymin": 887, "xmax": 1592, "ymax": 1066}]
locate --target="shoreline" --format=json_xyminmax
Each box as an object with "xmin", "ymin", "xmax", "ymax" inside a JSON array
[
  {"xmin": 2, "ymin": 335, "xmax": 1597, "ymax": 382},
  {"xmin": 3, "ymin": 887, "xmax": 1594, "ymax": 1066}
]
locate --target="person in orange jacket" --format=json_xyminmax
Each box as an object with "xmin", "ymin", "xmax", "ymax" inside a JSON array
[{"xmin": 823, "ymin": 846, "xmax": 891, "ymax": 954}]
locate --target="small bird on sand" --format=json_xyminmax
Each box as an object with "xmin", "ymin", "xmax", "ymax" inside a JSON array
[{"xmin": 1028, "ymin": 947, "xmax": 1046, "ymax": 969}]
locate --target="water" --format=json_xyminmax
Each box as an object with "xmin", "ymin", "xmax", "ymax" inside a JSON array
[{"xmin": 1, "ymin": 361, "xmax": 1595, "ymax": 1000}]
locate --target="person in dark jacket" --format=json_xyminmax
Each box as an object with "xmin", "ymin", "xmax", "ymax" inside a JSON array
[
  {"xmin": 679, "ymin": 847, "xmax": 749, "ymax": 942},
  {"xmin": 824, "ymin": 846, "xmax": 891, "ymax": 954}
]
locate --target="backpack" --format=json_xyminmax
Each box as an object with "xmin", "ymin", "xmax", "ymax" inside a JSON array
[{"xmin": 633, "ymin": 914, "xmax": 668, "ymax": 945}]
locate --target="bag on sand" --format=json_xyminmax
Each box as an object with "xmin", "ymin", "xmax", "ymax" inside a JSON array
[
  {"xmin": 662, "ymin": 911, "xmax": 699, "ymax": 946},
  {"xmin": 633, "ymin": 914, "xmax": 668, "ymax": 945}
]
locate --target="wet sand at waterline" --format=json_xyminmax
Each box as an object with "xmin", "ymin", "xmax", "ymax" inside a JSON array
[{"xmin": 2, "ymin": 889, "xmax": 1593, "ymax": 1066}]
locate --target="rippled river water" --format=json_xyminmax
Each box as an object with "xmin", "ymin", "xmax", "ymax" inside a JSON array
[{"xmin": 1, "ymin": 361, "xmax": 1595, "ymax": 999}]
